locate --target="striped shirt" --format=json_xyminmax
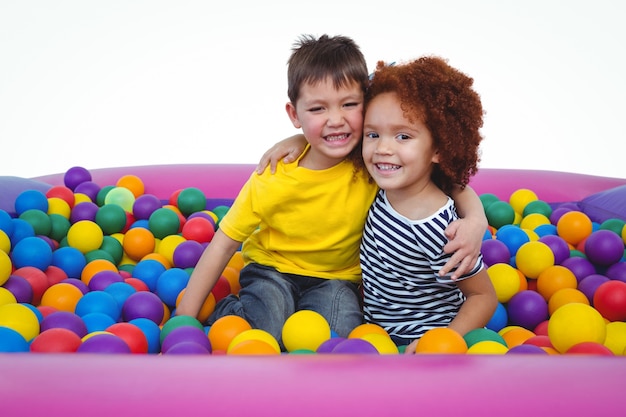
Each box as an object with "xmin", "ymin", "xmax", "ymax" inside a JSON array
[{"xmin": 360, "ymin": 190, "xmax": 484, "ymax": 343}]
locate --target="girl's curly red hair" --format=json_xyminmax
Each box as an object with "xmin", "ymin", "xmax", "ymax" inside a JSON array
[{"xmin": 365, "ymin": 56, "xmax": 484, "ymax": 194}]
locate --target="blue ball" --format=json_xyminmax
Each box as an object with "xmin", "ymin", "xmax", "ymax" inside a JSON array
[
  {"xmin": 486, "ymin": 302, "xmax": 508, "ymax": 332},
  {"xmin": 12, "ymin": 236, "xmax": 53, "ymax": 270},
  {"xmin": 156, "ymin": 267, "xmax": 190, "ymax": 307},
  {"xmin": 104, "ymin": 281, "xmax": 137, "ymax": 308},
  {"xmin": 129, "ymin": 317, "xmax": 162, "ymax": 354},
  {"xmin": 14, "ymin": 189, "xmax": 49, "ymax": 215},
  {"xmin": 82, "ymin": 312, "xmax": 117, "ymax": 334},
  {"xmin": 0, "ymin": 327, "xmax": 30, "ymax": 352},
  {"xmin": 52, "ymin": 246, "xmax": 87, "ymax": 279},
  {"xmin": 75, "ymin": 290, "xmax": 121, "ymax": 321},
  {"xmin": 0, "ymin": 209, "xmax": 15, "ymax": 236},
  {"xmin": 495, "ymin": 225, "xmax": 530, "ymax": 257},
  {"xmin": 132, "ymin": 259, "xmax": 166, "ymax": 292},
  {"xmin": 9, "ymin": 218, "xmax": 35, "ymax": 246}
]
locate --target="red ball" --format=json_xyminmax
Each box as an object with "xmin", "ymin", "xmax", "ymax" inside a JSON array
[
  {"xmin": 593, "ymin": 280, "xmax": 626, "ymax": 322},
  {"xmin": 566, "ymin": 341, "xmax": 614, "ymax": 356},
  {"xmin": 182, "ymin": 217, "xmax": 215, "ymax": 244},
  {"xmin": 211, "ymin": 275, "xmax": 232, "ymax": 303},
  {"xmin": 46, "ymin": 185, "xmax": 76, "ymax": 208},
  {"xmin": 30, "ymin": 328, "xmax": 82, "ymax": 353},
  {"xmin": 106, "ymin": 322, "xmax": 149, "ymax": 354},
  {"xmin": 12, "ymin": 266, "xmax": 49, "ymax": 305}
]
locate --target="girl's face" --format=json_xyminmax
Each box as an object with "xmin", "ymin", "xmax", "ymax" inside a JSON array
[
  {"xmin": 286, "ymin": 77, "xmax": 363, "ymax": 170},
  {"xmin": 362, "ymin": 92, "xmax": 439, "ymax": 195}
]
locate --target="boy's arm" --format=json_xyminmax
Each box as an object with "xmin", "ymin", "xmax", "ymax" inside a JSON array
[
  {"xmin": 442, "ymin": 185, "xmax": 488, "ymax": 280},
  {"xmin": 176, "ymin": 230, "xmax": 241, "ymax": 319},
  {"xmin": 256, "ymin": 134, "xmax": 307, "ymax": 174}
]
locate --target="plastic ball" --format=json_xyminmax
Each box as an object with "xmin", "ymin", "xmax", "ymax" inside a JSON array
[
  {"xmin": 15, "ymin": 189, "xmax": 49, "ymax": 215},
  {"xmin": 95, "ymin": 204, "xmax": 128, "ymax": 235},
  {"xmin": 106, "ymin": 322, "xmax": 149, "ymax": 354},
  {"xmin": 519, "ymin": 213, "xmax": 551, "ymax": 232},
  {"xmin": 348, "ymin": 322, "xmax": 390, "ymax": 339},
  {"xmin": 182, "ymin": 217, "xmax": 215, "ymax": 244},
  {"xmin": 500, "ymin": 326, "xmax": 536, "ymax": 348},
  {"xmin": 480, "ymin": 239, "xmax": 511, "ymax": 267},
  {"xmin": 557, "ymin": 211, "xmax": 593, "ymax": 245},
  {"xmin": 2, "ymin": 275, "xmax": 33, "ymax": 304},
  {"xmin": 522, "ymin": 199, "xmax": 552, "ymax": 218},
  {"xmin": 507, "ymin": 344, "xmax": 548, "ymax": 355},
  {"xmin": 71, "ymin": 201, "xmax": 99, "ymax": 223},
  {"xmin": 548, "ymin": 303, "xmax": 606, "ymax": 353},
  {"xmin": 161, "ymin": 325, "xmax": 211, "ymax": 354},
  {"xmin": 19, "ymin": 209, "xmax": 52, "ymax": 236},
  {"xmin": 486, "ymin": 302, "xmax": 508, "ymax": 332},
  {"xmin": 40, "ymin": 310, "xmax": 88, "ymax": 337},
  {"xmin": 495, "ymin": 225, "xmax": 530, "ymax": 256},
  {"xmin": 281, "ymin": 310, "xmax": 331, "ymax": 352},
  {"xmin": 600, "ymin": 218, "xmax": 625, "ymax": 235},
  {"xmin": 566, "ymin": 341, "xmax": 614, "ymax": 356},
  {"xmin": 463, "ymin": 327, "xmax": 507, "ymax": 348},
  {"xmin": 577, "ymin": 274, "xmax": 609, "ymax": 305},
  {"xmin": 210, "ymin": 275, "xmax": 232, "ymax": 303},
  {"xmin": 122, "ymin": 291, "xmax": 165, "ymax": 324},
  {"xmin": 75, "ymin": 290, "xmax": 121, "ymax": 321},
  {"xmin": 30, "ymin": 328, "xmax": 83, "ymax": 353},
  {"xmin": 509, "ymin": 188, "xmax": 538, "ymax": 215},
  {"xmin": 536, "ymin": 265, "xmax": 578, "ymax": 301},
  {"xmin": 329, "ymin": 337, "xmax": 378, "ymax": 354},
  {"xmin": 67, "ymin": 220, "xmax": 104, "ymax": 254},
  {"xmin": 487, "ymin": 263, "xmax": 520, "ymax": 303},
  {"xmin": 104, "ymin": 187, "xmax": 136, "ymax": 213},
  {"xmin": 220, "ymin": 266, "xmax": 241, "ymax": 296},
  {"xmin": 11, "ymin": 236, "xmax": 53, "ymax": 271},
  {"xmin": 88, "ymin": 270, "xmax": 124, "ymax": 291},
  {"xmin": 515, "ymin": 241, "xmax": 555, "ymax": 279},
  {"xmin": 132, "ymin": 194, "xmax": 162, "ymax": 221},
  {"xmin": 359, "ymin": 333, "xmax": 398, "ymax": 354},
  {"xmin": 227, "ymin": 328, "xmax": 281, "ymax": 354},
  {"xmin": 538, "ymin": 235, "xmax": 571, "ymax": 265},
  {"xmin": 0, "ymin": 326, "xmax": 30, "ymax": 352},
  {"xmin": 560, "ymin": 257, "xmax": 596, "ymax": 282},
  {"xmin": 486, "ymin": 201, "xmax": 515, "ymax": 229},
  {"xmin": 40, "ymin": 282, "xmax": 84, "ymax": 313},
  {"xmin": 414, "ymin": 327, "xmax": 467, "ymax": 354},
  {"xmin": 78, "ymin": 332, "xmax": 131, "ymax": 354},
  {"xmin": 177, "ymin": 187, "xmax": 207, "ymax": 217},
  {"xmin": 603, "ymin": 321, "xmax": 626, "ymax": 355},
  {"xmin": 0, "ymin": 250, "xmax": 12, "ymax": 286},
  {"xmin": 74, "ymin": 181, "xmax": 101, "ymax": 202},
  {"xmin": 122, "ymin": 227, "xmax": 156, "ymax": 261},
  {"xmin": 534, "ymin": 224, "xmax": 558, "ymax": 238},
  {"xmin": 172, "ymin": 240, "xmax": 205, "ymax": 269},
  {"xmin": 606, "ymin": 262, "xmax": 626, "ymax": 283},
  {"xmin": 507, "ymin": 290, "xmax": 548, "ymax": 330},
  {"xmin": 227, "ymin": 339, "xmax": 280, "ymax": 355},
  {"xmin": 81, "ymin": 258, "xmax": 118, "ymax": 286},
  {"xmin": 155, "ymin": 267, "xmax": 190, "ymax": 307},
  {"xmin": 131, "ymin": 259, "xmax": 166, "ymax": 292},
  {"xmin": 207, "ymin": 315, "xmax": 252, "ymax": 353},
  {"xmin": 148, "ymin": 208, "xmax": 181, "ymax": 240},
  {"xmin": 0, "ymin": 287, "xmax": 17, "ymax": 307},
  {"xmin": 128, "ymin": 317, "xmax": 162, "ymax": 354},
  {"xmin": 0, "ymin": 302, "xmax": 40, "ymax": 341},
  {"xmin": 160, "ymin": 315, "xmax": 204, "ymax": 345},
  {"xmin": 12, "ymin": 266, "xmax": 49, "ymax": 305},
  {"xmin": 593, "ymin": 280, "xmax": 626, "ymax": 322},
  {"xmin": 116, "ymin": 175, "xmax": 145, "ymax": 198},
  {"xmin": 467, "ymin": 340, "xmax": 509, "ymax": 354},
  {"xmin": 156, "ymin": 234, "xmax": 186, "ymax": 267},
  {"xmin": 548, "ymin": 288, "xmax": 589, "ymax": 316},
  {"xmin": 64, "ymin": 166, "xmax": 92, "ymax": 191},
  {"xmin": 584, "ymin": 230, "xmax": 624, "ymax": 266}
]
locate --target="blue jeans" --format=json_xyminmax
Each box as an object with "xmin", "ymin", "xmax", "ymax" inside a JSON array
[{"xmin": 208, "ymin": 263, "xmax": 363, "ymax": 348}]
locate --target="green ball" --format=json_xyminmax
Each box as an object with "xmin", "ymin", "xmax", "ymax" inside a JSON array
[
  {"xmin": 160, "ymin": 315, "xmax": 204, "ymax": 344},
  {"xmin": 600, "ymin": 218, "xmax": 626, "ymax": 236},
  {"xmin": 95, "ymin": 204, "xmax": 127, "ymax": 235},
  {"xmin": 48, "ymin": 214, "xmax": 71, "ymax": 243},
  {"xmin": 479, "ymin": 193, "xmax": 500, "ymax": 211},
  {"xmin": 463, "ymin": 327, "xmax": 507, "ymax": 348},
  {"xmin": 19, "ymin": 209, "xmax": 51, "ymax": 236},
  {"xmin": 485, "ymin": 201, "xmax": 515, "ymax": 229},
  {"xmin": 177, "ymin": 187, "xmax": 207, "ymax": 217},
  {"xmin": 522, "ymin": 200, "xmax": 553, "ymax": 218},
  {"xmin": 100, "ymin": 236, "xmax": 124, "ymax": 265},
  {"xmin": 211, "ymin": 205, "xmax": 231, "ymax": 227},
  {"xmin": 85, "ymin": 249, "xmax": 116, "ymax": 264},
  {"xmin": 96, "ymin": 185, "xmax": 115, "ymax": 207},
  {"xmin": 148, "ymin": 208, "xmax": 181, "ymax": 240}
]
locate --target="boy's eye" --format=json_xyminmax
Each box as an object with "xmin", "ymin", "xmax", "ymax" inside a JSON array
[
  {"xmin": 344, "ymin": 102, "xmax": 359, "ymax": 108},
  {"xmin": 308, "ymin": 106, "xmax": 324, "ymax": 112}
]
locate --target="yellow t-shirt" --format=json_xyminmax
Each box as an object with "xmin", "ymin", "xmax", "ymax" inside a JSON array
[{"xmin": 218, "ymin": 156, "xmax": 377, "ymax": 283}]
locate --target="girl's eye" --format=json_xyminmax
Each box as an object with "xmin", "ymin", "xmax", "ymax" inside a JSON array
[
  {"xmin": 396, "ymin": 134, "xmax": 410, "ymax": 141},
  {"xmin": 365, "ymin": 132, "xmax": 379, "ymax": 139}
]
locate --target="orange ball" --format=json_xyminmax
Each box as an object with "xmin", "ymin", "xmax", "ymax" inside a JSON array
[
  {"xmin": 227, "ymin": 339, "xmax": 280, "ymax": 355},
  {"xmin": 501, "ymin": 326, "xmax": 536, "ymax": 348},
  {"xmin": 348, "ymin": 322, "xmax": 390, "ymax": 339},
  {"xmin": 207, "ymin": 315, "xmax": 252, "ymax": 353},
  {"xmin": 221, "ymin": 266, "xmax": 241, "ymax": 295},
  {"xmin": 40, "ymin": 283, "xmax": 84, "ymax": 313},
  {"xmin": 414, "ymin": 327, "xmax": 468, "ymax": 354},
  {"xmin": 227, "ymin": 251, "xmax": 245, "ymax": 271},
  {"xmin": 116, "ymin": 174, "xmax": 145, "ymax": 198},
  {"xmin": 548, "ymin": 288, "xmax": 589, "ymax": 316},
  {"xmin": 536, "ymin": 265, "xmax": 578, "ymax": 301},
  {"xmin": 123, "ymin": 227, "xmax": 156, "ymax": 261},
  {"xmin": 81, "ymin": 259, "xmax": 118, "ymax": 285},
  {"xmin": 176, "ymin": 289, "xmax": 216, "ymax": 324},
  {"xmin": 556, "ymin": 211, "xmax": 593, "ymax": 245}
]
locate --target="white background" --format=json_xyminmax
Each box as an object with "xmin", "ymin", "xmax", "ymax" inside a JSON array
[{"xmin": 1, "ymin": 0, "xmax": 624, "ymax": 179}]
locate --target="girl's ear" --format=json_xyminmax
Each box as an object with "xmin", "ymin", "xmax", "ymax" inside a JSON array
[
  {"xmin": 432, "ymin": 150, "xmax": 441, "ymax": 164},
  {"xmin": 285, "ymin": 102, "xmax": 302, "ymax": 129}
]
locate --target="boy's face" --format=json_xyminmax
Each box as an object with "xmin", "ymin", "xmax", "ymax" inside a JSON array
[
  {"xmin": 286, "ymin": 78, "xmax": 363, "ymax": 170},
  {"xmin": 362, "ymin": 92, "xmax": 439, "ymax": 193}
]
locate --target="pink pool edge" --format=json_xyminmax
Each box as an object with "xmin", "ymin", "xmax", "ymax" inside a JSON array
[{"xmin": 2, "ymin": 164, "xmax": 625, "ymax": 417}]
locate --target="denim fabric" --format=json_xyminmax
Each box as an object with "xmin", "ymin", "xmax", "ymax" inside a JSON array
[{"xmin": 208, "ymin": 263, "xmax": 363, "ymax": 348}]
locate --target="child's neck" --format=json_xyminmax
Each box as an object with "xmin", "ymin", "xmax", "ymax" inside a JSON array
[{"xmin": 385, "ymin": 182, "xmax": 448, "ymax": 220}]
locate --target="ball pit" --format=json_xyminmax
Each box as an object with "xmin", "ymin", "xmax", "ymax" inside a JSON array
[{"xmin": 1, "ymin": 164, "xmax": 626, "ymax": 416}]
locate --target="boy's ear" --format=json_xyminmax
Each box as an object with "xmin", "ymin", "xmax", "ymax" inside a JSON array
[{"xmin": 285, "ymin": 102, "xmax": 302, "ymax": 129}]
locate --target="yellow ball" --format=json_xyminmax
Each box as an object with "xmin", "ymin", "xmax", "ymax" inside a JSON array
[
  {"xmin": 515, "ymin": 241, "xmax": 555, "ymax": 279},
  {"xmin": 603, "ymin": 321, "xmax": 626, "ymax": 355},
  {"xmin": 520, "ymin": 213, "xmax": 551, "ymax": 231},
  {"xmin": 281, "ymin": 310, "xmax": 331, "ymax": 352},
  {"xmin": 0, "ymin": 287, "xmax": 17, "ymax": 306},
  {"xmin": 0, "ymin": 230, "xmax": 10, "ymax": 254},
  {"xmin": 509, "ymin": 189, "xmax": 538, "ymax": 215},
  {"xmin": 359, "ymin": 333, "xmax": 399, "ymax": 354},
  {"xmin": 0, "ymin": 249, "xmax": 12, "ymax": 286},
  {"xmin": 0, "ymin": 303, "xmax": 40, "ymax": 341},
  {"xmin": 67, "ymin": 220, "xmax": 104, "ymax": 254},
  {"xmin": 47, "ymin": 197, "xmax": 71, "ymax": 218},
  {"xmin": 228, "ymin": 329, "xmax": 281, "ymax": 354},
  {"xmin": 157, "ymin": 235, "xmax": 186, "ymax": 266},
  {"xmin": 487, "ymin": 263, "xmax": 521, "ymax": 303},
  {"xmin": 467, "ymin": 340, "xmax": 509, "ymax": 354},
  {"xmin": 548, "ymin": 303, "xmax": 606, "ymax": 353}
]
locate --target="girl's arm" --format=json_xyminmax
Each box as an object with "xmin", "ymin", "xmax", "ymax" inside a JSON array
[
  {"xmin": 176, "ymin": 230, "xmax": 242, "ymax": 319},
  {"xmin": 441, "ymin": 185, "xmax": 488, "ymax": 280},
  {"xmin": 256, "ymin": 134, "xmax": 307, "ymax": 174}
]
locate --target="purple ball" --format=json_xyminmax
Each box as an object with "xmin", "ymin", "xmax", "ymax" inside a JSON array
[
  {"xmin": 61, "ymin": 278, "xmax": 90, "ymax": 294},
  {"xmin": 77, "ymin": 333, "xmax": 131, "ymax": 354},
  {"xmin": 88, "ymin": 270, "xmax": 124, "ymax": 291},
  {"xmin": 606, "ymin": 262, "xmax": 626, "ymax": 283},
  {"xmin": 132, "ymin": 194, "xmax": 163, "ymax": 220},
  {"xmin": 316, "ymin": 337, "xmax": 347, "ymax": 353},
  {"xmin": 584, "ymin": 230, "xmax": 624, "ymax": 266},
  {"xmin": 538, "ymin": 235, "xmax": 570, "ymax": 265},
  {"xmin": 549, "ymin": 206, "xmax": 573, "ymax": 225},
  {"xmin": 161, "ymin": 326, "xmax": 212, "ymax": 353},
  {"xmin": 481, "ymin": 239, "xmax": 511, "ymax": 267},
  {"xmin": 74, "ymin": 181, "xmax": 101, "ymax": 202},
  {"xmin": 63, "ymin": 166, "xmax": 92, "ymax": 191},
  {"xmin": 70, "ymin": 202, "xmax": 99, "ymax": 223},
  {"xmin": 578, "ymin": 274, "xmax": 610, "ymax": 304},
  {"xmin": 331, "ymin": 338, "xmax": 379, "ymax": 354},
  {"xmin": 40, "ymin": 311, "xmax": 88, "ymax": 338},
  {"xmin": 163, "ymin": 341, "xmax": 211, "ymax": 355},
  {"xmin": 172, "ymin": 240, "xmax": 205, "ymax": 269},
  {"xmin": 3, "ymin": 275, "xmax": 34, "ymax": 303},
  {"xmin": 506, "ymin": 290, "xmax": 549, "ymax": 330},
  {"xmin": 561, "ymin": 257, "xmax": 596, "ymax": 282},
  {"xmin": 506, "ymin": 344, "xmax": 548, "ymax": 355},
  {"xmin": 122, "ymin": 291, "xmax": 165, "ymax": 324}
]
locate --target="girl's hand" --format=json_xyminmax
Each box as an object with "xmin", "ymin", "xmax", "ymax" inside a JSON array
[{"xmin": 256, "ymin": 134, "xmax": 307, "ymax": 174}]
